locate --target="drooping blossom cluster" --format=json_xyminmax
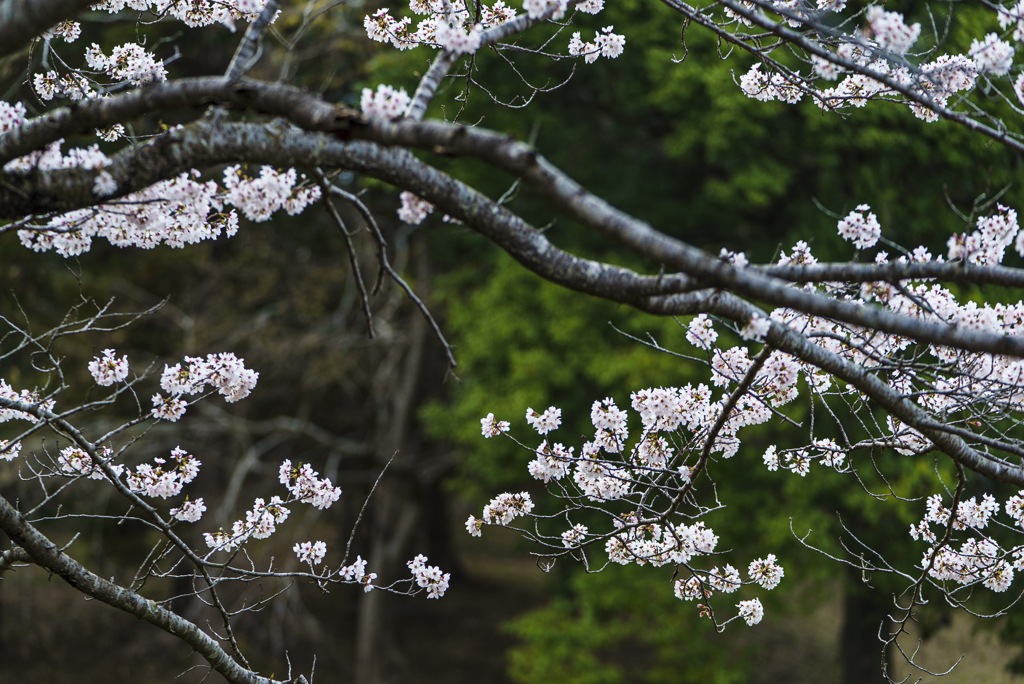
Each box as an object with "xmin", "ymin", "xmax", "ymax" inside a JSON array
[
  {"xmin": 364, "ymin": 0, "xmax": 496, "ymax": 54},
  {"xmin": 470, "ymin": 395, "xmax": 789, "ymax": 625},
  {"xmin": 85, "ymin": 42, "xmax": 168, "ymax": 86},
  {"xmin": 526, "ymin": 406, "xmax": 562, "ymax": 434},
  {"xmin": 152, "ymin": 352, "xmax": 259, "ymax": 422},
  {"xmin": 397, "ymin": 191, "xmax": 435, "ymax": 224},
  {"xmin": 170, "ymin": 497, "xmax": 207, "ymax": 523},
  {"xmin": 901, "ymin": 492, "xmax": 1024, "ymax": 593},
  {"xmin": 17, "ymin": 164, "xmax": 319, "ymax": 257},
  {"xmin": 408, "ymin": 554, "xmax": 451, "ymax": 599}
]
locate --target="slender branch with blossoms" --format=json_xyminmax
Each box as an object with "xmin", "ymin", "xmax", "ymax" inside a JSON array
[
  {"xmin": 0, "ymin": 301, "xmax": 449, "ymax": 684},
  {"xmin": 7, "ymin": 0, "xmax": 1024, "ymax": 679}
]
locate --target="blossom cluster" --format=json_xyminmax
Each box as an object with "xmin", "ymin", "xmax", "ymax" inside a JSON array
[
  {"xmin": 363, "ymin": 0, "xmax": 623, "ymax": 62},
  {"xmin": 90, "ymin": 0, "xmax": 269, "ymax": 30},
  {"xmin": 278, "ymin": 459, "xmax": 342, "ymax": 509},
  {"xmin": 88, "ymin": 349, "xmax": 130, "ymax": 386},
  {"xmin": 152, "ymin": 352, "xmax": 259, "ymax": 422},
  {"xmin": 294, "ymin": 540, "xmax": 328, "ymax": 566},
  {"xmin": 362, "ymin": 84, "xmax": 412, "ymax": 118},
  {"xmin": 205, "ymin": 496, "xmax": 290, "ymax": 553},
  {"xmin": 57, "ymin": 446, "xmax": 122, "ymax": 481},
  {"xmin": 125, "ymin": 447, "xmax": 201, "ymax": 499},
  {"xmin": 730, "ymin": 2, "xmax": 1024, "ymax": 124},
  {"xmin": 340, "ymin": 556, "xmax": 378, "ymax": 591},
  {"xmin": 17, "ymin": 164, "xmax": 319, "ymax": 258},
  {"xmin": 408, "ymin": 554, "xmax": 451, "ymax": 599},
  {"xmin": 0, "ymin": 379, "xmax": 55, "ymax": 424}
]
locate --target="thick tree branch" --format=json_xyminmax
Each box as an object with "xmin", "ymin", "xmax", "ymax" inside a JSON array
[
  {"xmin": 0, "ymin": 544, "xmax": 33, "ymax": 573},
  {"xmin": 6, "ymin": 116, "xmax": 1024, "ymax": 362}
]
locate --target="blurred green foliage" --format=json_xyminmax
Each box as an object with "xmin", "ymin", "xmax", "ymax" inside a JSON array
[{"xmin": 354, "ymin": 0, "xmax": 1024, "ymax": 679}]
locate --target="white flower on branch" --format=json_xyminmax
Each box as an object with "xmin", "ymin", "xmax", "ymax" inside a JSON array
[{"xmin": 88, "ymin": 348, "xmax": 129, "ymax": 386}]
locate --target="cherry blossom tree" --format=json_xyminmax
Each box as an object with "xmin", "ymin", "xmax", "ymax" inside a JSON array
[{"xmin": 5, "ymin": 0, "xmax": 1024, "ymax": 681}]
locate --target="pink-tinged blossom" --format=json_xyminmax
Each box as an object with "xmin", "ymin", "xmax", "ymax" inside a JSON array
[
  {"xmin": 674, "ymin": 576, "xmax": 708, "ymax": 601},
  {"xmin": 482, "ymin": 491, "xmax": 534, "ymax": 525},
  {"xmin": 740, "ymin": 315, "xmax": 771, "ymax": 342},
  {"xmin": 866, "ymin": 6, "xmax": 920, "ymax": 55},
  {"xmin": 1006, "ymin": 491, "xmax": 1024, "ymax": 527},
  {"xmin": 435, "ymin": 21, "xmax": 482, "ymax": 54},
  {"xmin": 957, "ymin": 494, "xmax": 998, "ymax": 530},
  {"xmin": 361, "ymin": 84, "xmax": 411, "ymax": 118},
  {"xmin": 90, "ymin": 42, "xmax": 168, "ymax": 85},
  {"xmin": 480, "ymin": 412, "xmax": 510, "ymax": 437},
  {"xmin": 1000, "ymin": 1, "xmax": 1024, "ymax": 41},
  {"xmin": 528, "ymin": 441, "xmax": 572, "ymax": 482},
  {"xmin": 836, "ymin": 204, "xmax": 881, "ymax": 249},
  {"xmin": 739, "ymin": 63, "xmax": 776, "ymax": 102},
  {"xmin": 52, "ymin": 20, "xmax": 81, "ymax": 42},
  {"xmin": 171, "ymin": 498, "xmax": 206, "ymax": 523},
  {"xmin": 948, "ymin": 204, "xmax": 1019, "ymax": 265},
  {"xmin": 737, "ymin": 598, "xmax": 764, "ymax": 625},
  {"xmin": 465, "ymin": 515, "xmax": 483, "ymax": 537},
  {"xmin": 763, "ymin": 444, "xmax": 779, "ymax": 471},
  {"xmin": 88, "ymin": 349, "xmax": 129, "ymax": 386},
  {"xmin": 811, "ymin": 54, "xmax": 841, "ymax": 81},
  {"xmin": 719, "ymin": 248, "xmax": 748, "ymax": 267},
  {"xmin": 523, "ymin": 0, "xmax": 568, "ymax": 20},
  {"xmin": 686, "ymin": 314, "xmax": 718, "ymax": 350},
  {"xmin": 0, "ymin": 440, "xmax": 21, "ymax": 462},
  {"xmin": 340, "ymin": 556, "xmax": 378, "ymax": 591},
  {"xmin": 280, "ymin": 460, "xmax": 342, "ymax": 509},
  {"xmin": 293, "ymin": 540, "xmax": 328, "ymax": 566},
  {"xmin": 97, "ymin": 124, "xmax": 126, "ymax": 142},
  {"xmin": 408, "ymin": 554, "xmax": 450, "ymax": 598},
  {"xmin": 561, "ymin": 523, "xmax": 588, "ymax": 547},
  {"xmin": 92, "ymin": 171, "xmax": 118, "ymax": 197},
  {"xmin": 969, "ymin": 34, "xmax": 1014, "ymax": 76},
  {"xmin": 577, "ymin": 0, "xmax": 603, "ymax": 13},
  {"xmin": 125, "ymin": 449, "xmax": 198, "ymax": 499},
  {"xmin": 397, "ymin": 191, "xmax": 435, "ymax": 224},
  {"xmin": 58, "ymin": 446, "xmax": 123, "ymax": 481},
  {"xmin": 748, "ymin": 554, "xmax": 785, "ymax": 589},
  {"xmin": 710, "ymin": 565, "xmax": 742, "ymax": 593},
  {"xmin": 0, "ymin": 380, "xmax": 54, "ymax": 423},
  {"xmin": 568, "ymin": 32, "xmax": 599, "ymax": 64},
  {"xmin": 596, "ymin": 26, "xmax": 625, "ymax": 59},
  {"xmin": 151, "ymin": 393, "xmax": 187, "ymax": 422},
  {"xmin": 33, "ymin": 71, "xmax": 60, "ymax": 101},
  {"xmin": 479, "ymin": 0, "xmax": 518, "ymax": 25},
  {"xmin": 526, "ymin": 405, "xmax": 562, "ymax": 434}
]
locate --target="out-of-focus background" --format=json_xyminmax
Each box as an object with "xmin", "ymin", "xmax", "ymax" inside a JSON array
[{"xmin": 4, "ymin": 1, "xmax": 1024, "ymax": 683}]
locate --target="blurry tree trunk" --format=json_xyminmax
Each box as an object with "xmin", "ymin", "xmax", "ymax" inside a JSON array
[
  {"xmin": 840, "ymin": 574, "xmax": 892, "ymax": 684},
  {"xmin": 355, "ymin": 236, "xmax": 431, "ymax": 684}
]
